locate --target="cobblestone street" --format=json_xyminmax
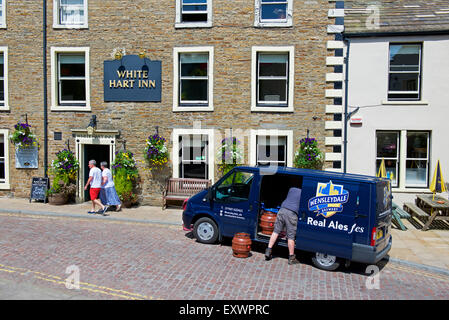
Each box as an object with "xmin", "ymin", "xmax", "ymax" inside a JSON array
[{"xmin": 0, "ymin": 212, "xmax": 448, "ymax": 300}]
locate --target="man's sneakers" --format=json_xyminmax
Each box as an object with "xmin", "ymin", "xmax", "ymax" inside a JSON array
[
  {"xmin": 265, "ymin": 248, "xmax": 300, "ymax": 265},
  {"xmin": 288, "ymin": 255, "xmax": 300, "ymax": 265},
  {"xmin": 264, "ymin": 247, "xmax": 272, "ymax": 261}
]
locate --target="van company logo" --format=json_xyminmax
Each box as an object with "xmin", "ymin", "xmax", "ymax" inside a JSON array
[{"xmin": 308, "ymin": 181, "xmax": 349, "ymax": 218}]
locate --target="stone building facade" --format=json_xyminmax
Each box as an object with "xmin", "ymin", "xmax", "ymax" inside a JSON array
[{"xmin": 0, "ymin": 0, "xmax": 342, "ymax": 205}]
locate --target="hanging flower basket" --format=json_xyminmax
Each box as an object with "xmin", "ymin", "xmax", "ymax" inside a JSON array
[
  {"xmin": 10, "ymin": 122, "xmax": 38, "ymax": 150},
  {"xmin": 217, "ymin": 137, "xmax": 244, "ymax": 176},
  {"xmin": 144, "ymin": 134, "xmax": 169, "ymax": 167},
  {"xmin": 293, "ymin": 137, "xmax": 324, "ymax": 170}
]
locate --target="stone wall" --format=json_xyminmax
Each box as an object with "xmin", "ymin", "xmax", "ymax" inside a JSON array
[{"xmin": 0, "ymin": 0, "xmax": 335, "ymax": 205}]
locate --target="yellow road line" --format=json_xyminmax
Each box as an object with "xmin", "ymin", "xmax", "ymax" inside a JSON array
[{"xmin": 0, "ymin": 263, "xmax": 158, "ymax": 300}]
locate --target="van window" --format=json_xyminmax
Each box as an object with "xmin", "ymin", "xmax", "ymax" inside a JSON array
[
  {"xmin": 376, "ymin": 180, "xmax": 392, "ymax": 216},
  {"xmin": 215, "ymin": 171, "xmax": 254, "ymax": 203}
]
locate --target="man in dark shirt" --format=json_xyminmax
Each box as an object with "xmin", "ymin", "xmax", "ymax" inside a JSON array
[{"xmin": 265, "ymin": 187, "xmax": 302, "ymax": 265}]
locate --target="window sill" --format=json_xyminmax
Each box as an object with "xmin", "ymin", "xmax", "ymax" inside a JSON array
[
  {"xmin": 53, "ymin": 24, "xmax": 89, "ymax": 29},
  {"xmin": 251, "ymin": 106, "xmax": 294, "ymax": 113},
  {"xmin": 254, "ymin": 22, "xmax": 293, "ymax": 28},
  {"xmin": 173, "ymin": 105, "xmax": 214, "ymax": 112},
  {"xmin": 0, "ymin": 106, "xmax": 10, "ymax": 111},
  {"xmin": 51, "ymin": 105, "xmax": 91, "ymax": 112},
  {"xmin": 382, "ymin": 100, "xmax": 429, "ymax": 106},
  {"xmin": 0, "ymin": 184, "xmax": 10, "ymax": 190},
  {"xmin": 392, "ymin": 188, "xmax": 431, "ymax": 193},
  {"xmin": 175, "ymin": 22, "xmax": 212, "ymax": 29}
]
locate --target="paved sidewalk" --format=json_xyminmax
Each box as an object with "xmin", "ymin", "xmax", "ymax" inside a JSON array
[
  {"xmin": 1, "ymin": 197, "xmax": 448, "ymax": 272},
  {"xmin": 0, "ymin": 197, "xmax": 183, "ymax": 226}
]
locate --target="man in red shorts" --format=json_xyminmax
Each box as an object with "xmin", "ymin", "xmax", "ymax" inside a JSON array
[{"xmin": 84, "ymin": 160, "xmax": 107, "ymax": 215}]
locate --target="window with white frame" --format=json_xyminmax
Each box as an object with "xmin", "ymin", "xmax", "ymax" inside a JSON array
[
  {"xmin": 0, "ymin": 0, "xmax": 6, "ymax": 28},
  {"xmin": 388, "ymin": 43, "xmax": 422, "ymax": 101},
  {"xmin": 58, "ymin": 53, "xmax": 86, "ymax": 105},
  {"xmin": 179, "ymin": 134, "xmax": 209, "ymax": 179},
  {"xmin": 376, "ymin": 131, "xmax": 400, "ymax": 187},
  {"xmin": 251, "ymin": 46, "xmax": 294, "ymax": 112},
  {"xmin": 173, "ymin": 129, "xmax": 215, "ymax": 181},
  {"xmin": 0, "ymin": 47, "xmax": 8, "ymax": 110},
  {"xmin": 255, "ymin": 0, "xmax": 292, "ymax": 27},
  {"xmin": 250, "ymin": 130, "xmax": 293, "ymax": 167},
  {"xmin": 176, "ymin": 0, "xmax": 212, "ymax": 28},
  {"xmin": 257, "ymin": 135, "xmax": 287, "ymax": 167},
  {"xmin": 0, "ymin": 130, "xmax": 10, "ymax": 189},
  {"xmin": 0, "ymin": 52, "xmax": 4, "ymax": 107},
  {"xmin": 405, "ymin": 131, "xmax": 429, "ymax": 187},
  {"xmin": 54, "ymin": 0, "xmax": 88, "ymax": 28},
  {"xmin": 51, "ymin": 47, "xmax": 90, "ymax": 111},
  {"xmin": 173, "ymin": 47, "xmax": 213, "ymax": 111},
  {"xmin": 375, "ymin": 130, "xmax": 430, "ymax": 188}
]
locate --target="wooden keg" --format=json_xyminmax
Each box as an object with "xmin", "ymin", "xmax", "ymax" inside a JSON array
[
  {"xmin": 232, "ymin": 232, "xmax": 252, "ymax": 258},
  {"xmin": 259, "ymin": 210, "xmax": 277, "ymax": 235}
]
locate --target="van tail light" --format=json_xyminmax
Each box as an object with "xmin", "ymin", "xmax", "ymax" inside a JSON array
[
  {"xmin": 370, "ymin": 227, "xmax": 377, "ymax": 246},
  {"xmin": 182, "ymin": 199, "xmax": 188, "ymax": 211}
]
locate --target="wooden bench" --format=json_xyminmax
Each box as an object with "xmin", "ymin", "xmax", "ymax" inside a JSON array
[
  {"xmin": 162, "ymin": 178, "xmax": 211, "ymax": 210},
  {"xmin": 403, "ymin": 202, "xmax": 429, "ymax": 218},
  {"xmin": 392, "ymin": 202, "xmax": 411, "ymax": 219},
  {"xmin": 391, "ymin": 202, "xmax": 409, "ymax": 231}
]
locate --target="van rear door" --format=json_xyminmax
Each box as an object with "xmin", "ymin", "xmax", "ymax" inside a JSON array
[
  {"xmin": 373, "ymin": 180, "xmax": 392, "ymax": 252},
  {"xmin": 297, "ymin": 177, "xmax": 360, "ymax": 260}
]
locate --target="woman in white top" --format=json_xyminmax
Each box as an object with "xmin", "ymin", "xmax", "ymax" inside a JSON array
[{"xmin": 99, "ymin": 161, "xmax": 122, "ymax": 212}]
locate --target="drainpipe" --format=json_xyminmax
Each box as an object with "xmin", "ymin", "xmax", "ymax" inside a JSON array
[
  {"xmin": 43, "ymin": 0, "xmax": 48, "ymax": 177},
  {"xmin": 343, "ymin": 36, "xmax": 350, "ymax": 173}
]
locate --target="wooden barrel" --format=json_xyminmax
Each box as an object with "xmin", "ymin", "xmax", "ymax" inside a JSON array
[
  {"xmin": 232, "ymin": 232, "xmax": 252, "ymax": 258},
  {"xmin": 259, "ymin": 211, "xmax": 277, "ymax": 235}
]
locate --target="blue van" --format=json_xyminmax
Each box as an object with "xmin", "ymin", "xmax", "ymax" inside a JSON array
[{"xmin": 182, "ymin": 166, "xmax": 392, "ymax": 271}]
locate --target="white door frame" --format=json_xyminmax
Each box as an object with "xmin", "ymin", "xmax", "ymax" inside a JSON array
[{"xmin": 72, "ymin": 129, "xmax": 118, "ymax": 202}]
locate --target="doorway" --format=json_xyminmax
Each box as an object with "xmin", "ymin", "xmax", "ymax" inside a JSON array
[{"xmin": 83, "ymin": 144, "xmax": 110, "ymax": 201}]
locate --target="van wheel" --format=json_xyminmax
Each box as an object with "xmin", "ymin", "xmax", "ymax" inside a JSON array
[
  {"xmin": 312, "ymin": 252, "xmax": 341, "ymax": 271},
  {"xmin": 193, "ymin": 217, "xmax": 219, "ymax": 244}
]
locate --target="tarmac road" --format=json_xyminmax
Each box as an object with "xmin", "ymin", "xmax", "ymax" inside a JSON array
[{"xmin": 0, "ymin": 212, "xmax": 448, "ymax": 300}]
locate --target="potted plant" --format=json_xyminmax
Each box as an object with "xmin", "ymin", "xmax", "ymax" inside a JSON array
[
  {"xmin": 9, "ymin": 122, "xmax": 38, "ymax": 149},
  {"xmin": 217, "ymin": 137, "xmax": 244, "ymax": 177},
  {"xmin": 144, "ymin": 134, "xmax": 169, "ymax": 168},
  {"xmin": 47, "ymin": 149, "xmax": 79, "ymax": 205},
  {"xmin": 47, "ymin": 180, "xmax": 77, "ymax": 205},
  {"xmin": 293, "ymin": 137, "xmax": 324, "ymax": 170},
  {"xmin": 112, "ymin": 151, "xmax": 139, "ymax": 208}
]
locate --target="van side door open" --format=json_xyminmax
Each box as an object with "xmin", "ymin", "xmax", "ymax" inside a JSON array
[
  {"xmin": 297, "ymin": 178, "xmax": 360, "ymax": 260},
  {"xmin": 212, "ymin": 169, "xmax": 259, "ymax": 238}
]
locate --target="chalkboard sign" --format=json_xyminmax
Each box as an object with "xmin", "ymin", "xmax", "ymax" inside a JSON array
[{"xmin": 30, "ymin": 177, "xmax": 49, "ymax": 203}]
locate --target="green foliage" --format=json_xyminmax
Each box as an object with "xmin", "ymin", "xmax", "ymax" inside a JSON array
[
  {"xmin": 112, "ymin": 151, "xmax": 139, "ymax": 204},
  {"xmin": 217, "ymin": 137, "xmax": 244, "ymax": 177},
  {"xmin": 47, "ymin": 149, "xmax": 79, "ymax": 199},
  {"xmin": 293, "ymin": 137, "xmax": 324, "ymax": 170}
]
